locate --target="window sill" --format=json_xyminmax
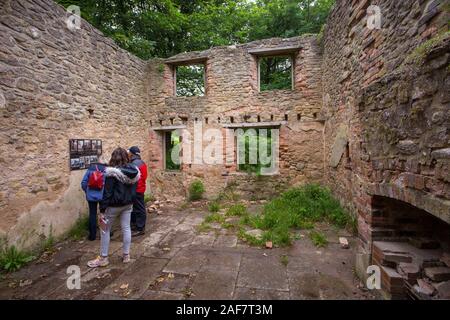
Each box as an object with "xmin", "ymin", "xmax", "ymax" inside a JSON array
[
  {"xmin": 225, "ymin": 171, "xmax": 279, "ymax": 177},
  {"xmin": 162, "ymin": 170, "xmax": 182, "ymax": 175}
]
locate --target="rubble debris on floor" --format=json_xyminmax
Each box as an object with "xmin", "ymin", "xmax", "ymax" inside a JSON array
[{"xmin": 372, "ymin": 240, "xmax": 450, "ymax": 300}]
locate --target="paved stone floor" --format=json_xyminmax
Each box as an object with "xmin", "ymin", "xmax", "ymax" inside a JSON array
[{"xmin": 0, "ymin": 203, "xmax": 377, "ymax": 300}]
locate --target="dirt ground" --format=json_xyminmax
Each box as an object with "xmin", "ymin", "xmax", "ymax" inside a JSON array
[{"xmin": 0, "ymin": 202, "xmax": 379, "ymax": 300}]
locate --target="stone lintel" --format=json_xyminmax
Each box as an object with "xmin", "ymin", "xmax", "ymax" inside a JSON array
[
  {"xmin": 164, "ymin": 57, "xmax": 208, "ymax": 66},
  {"xmin": 247, "ymin": 45, "xmax": 301, "ymax": 56},
  {"xmin": 152, "ymin": 125, "xmax": 187, "ymax": 131},
  {"xmin": 222, "ymin": 121, "xmax": 286, "ymax": 128}
]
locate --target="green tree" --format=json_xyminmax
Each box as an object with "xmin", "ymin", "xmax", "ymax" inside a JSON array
[{"xmin": 56, "ymin": 0, "xmax": 335, "ymax": 59}]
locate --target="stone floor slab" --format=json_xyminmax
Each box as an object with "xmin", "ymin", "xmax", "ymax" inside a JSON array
[
  {"xmin": 203, "ymin": 250, "xmax": 241, "ymax": 272},
  {"xmin": 160, "ymin": 231, "xmax": 195, "ymax": 248},
  {"xmin": 233, "ymin": 287, "xmax": 290, "ymax": 300},
  {"xmin": 237, "ymin": 255, "xmax": 288, "ymax": 291},
  {"xmin": 102, "ymin": 257, "xmax": 168, "ymax": 299},
  {"xmin": 143, "ymin": 246, "xmax": 181, "ymax": 259},
  {"xmin": 213, "ymin": 235, "xmax": 238, "ymax": 248},
  {"xmin": 141, "ymin": 290, "xmax": 184, "ymax": 300},
  {"xmin": 163, "ymin": 249, "xmax": 206, "ymax": 275},
  {"xmin": 150, "ymin": 273, "xmax": 192, "ymax": 293},
  {"xmin": 191, "ymin": 234, "xmax": 216, "ymax": 246},
  {"xmin": 190, "ymin": 268, "xmax": 238, "ymax": 300}
]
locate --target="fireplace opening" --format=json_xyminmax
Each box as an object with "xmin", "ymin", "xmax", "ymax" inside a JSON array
[{"xmin": 370, "ymin": 196, "xmax": 450, "ymax": 300}]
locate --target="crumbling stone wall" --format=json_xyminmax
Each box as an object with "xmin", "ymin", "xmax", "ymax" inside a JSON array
[
  {"xmin": 0, "ymin": 0, "xmax": 150, "ymax": 248},
  {"xmin": 146, "ymin": 36, "xmax": 324, "ymax": 200},
  {"xmin": 322, "ymin": 0, "xmax": 449, "ymax": 276}
]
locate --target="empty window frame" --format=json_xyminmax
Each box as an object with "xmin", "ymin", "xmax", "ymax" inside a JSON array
[
  {"xmin": 236, "ymin": 128, "xmax": 274, "ymax": 174},
  {"xmin": 164, "ymin": 130, "xmax": 182, "ymax": 170},
  {"xmin": 258, "ymin": 55, "xmax": 293, "ymax": 92},
  {"xmin": 175, "ymin": 64, "xmax": 205, "ymax": 97}
]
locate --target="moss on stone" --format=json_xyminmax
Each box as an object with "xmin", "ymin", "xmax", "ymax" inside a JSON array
[{"xmin": 405, "ymin": 31, "xmax": 450, "ymax": 66}]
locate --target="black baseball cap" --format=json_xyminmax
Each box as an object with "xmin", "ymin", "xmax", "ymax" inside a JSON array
[{"xmin": 128, "ymin": 146, "xmax": 140, "ymax": 155}]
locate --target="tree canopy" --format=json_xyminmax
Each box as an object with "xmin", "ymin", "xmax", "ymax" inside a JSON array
[{"xmin": 56, "ymin": 0, "xmax": 335, "ymax": 59}]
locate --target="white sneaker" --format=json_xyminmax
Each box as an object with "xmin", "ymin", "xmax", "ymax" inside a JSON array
[{"xmin": 87, "ymin": 256, "xmax": 109, "ymax": 268}]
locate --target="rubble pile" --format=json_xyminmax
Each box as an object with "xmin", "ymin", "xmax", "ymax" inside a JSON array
[{"xmin": 372, "ymin": 240, "xmax": 450, "ymax": 300}]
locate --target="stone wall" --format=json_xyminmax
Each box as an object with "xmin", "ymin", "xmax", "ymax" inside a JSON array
[
  {"xmin": 0, "ymin": 0, "xmax": 150, "ymax": 249},
  {"xmin": 322, "ymin": 0, "xmax": 449, "ymax": 276},
  {"xmin": 146, "ymin": 36, "xmax": 324, "ymax": 200}
]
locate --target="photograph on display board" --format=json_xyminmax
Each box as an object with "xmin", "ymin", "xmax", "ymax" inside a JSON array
[
  {"xmin": 84, "ymin": 140, "xmax": 91, "ymax": 152},
  {"xmin": 70, "ymin": 158, "xmax": 80, "ymax": 170},
  {"xmin": 77, "ymin": 140, "xmax": 84, "ymax": 151},
  {"xmin": 69, "ymin": 139, "xmax": 102, "ymax": 170},
  {"xmin": 70, "ymin": 140, "xmax": 77, "ymax": 152}
]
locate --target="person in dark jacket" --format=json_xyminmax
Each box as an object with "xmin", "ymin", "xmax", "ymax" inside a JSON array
[
  {"xmin": 127, "ymin": 146, "xmax": 148, "ymax": 237},
  {"xmin": 81, "ymin": 160, "xmax": 107, "ymax": 241},
  {"xmin": 87, "ymin": 148, "xmax": 140, "ymax": 268}
]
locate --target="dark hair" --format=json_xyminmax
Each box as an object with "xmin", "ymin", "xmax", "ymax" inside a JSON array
[{"xmin": 109, "ymin": 147, "xmax": 129, "ymax": 167}]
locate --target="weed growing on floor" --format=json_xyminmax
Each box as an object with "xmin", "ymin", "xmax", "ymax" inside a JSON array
[
  {"xmin": 238, "ymin": 184, "xmax": 351, "ymax": 247},
  {"xmin": 221, "ymin": 222, "xmax": 235, "ymax": 230},
  {"xmin": 189, "ymin": 180, "xmax": 205, "ymax": 201},
  {"xmin": 67, "ymin": 216, "xmax": 89, "ymax": 240},
  {"xmin": 144, "ymin": 194, "xmax": 155, "ymax": 204},
  {"xmin": 208, "ymin": 201, "xmax": 220, "ymax": 213},
  {"xmin": 0, "ymin": 245, "xmax": 35, "ymax": 273},
  {"xmin": 205, "ymin": 213, "xmax": 225, "ymax": 224},
  {"xmin": 226, "ymin": 203, "xmax": 248, "ymax": 217},
  {"xmin": 41, "ymin": 225, "xmax": 56, "ymax": 252},
  {"xmin": 179, "ymin": 202, "xmax": 189, "ymax": 210},
  {"xmin": 309, "ymin": 230, "xmax": 328, "ymax": 248},
  {"xmin": 196, "ymin": 222, "xmax": 212, "ymax": 234},
  {"xmin": 237, "ymin": 227, "xmax": 265, "ymax": 246},
  {"xmin": 280, "ymin": 254, "xmax": 289, "ymax": 266}
]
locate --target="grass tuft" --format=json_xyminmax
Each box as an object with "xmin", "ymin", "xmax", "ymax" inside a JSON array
[
  {"xmin": 226, "ymin": 203, "xmax": 248, "ymax": 217},
  {"xmin": 196, "ymin": 222, "xmax": 212, "ymax": 233},
  {"xmin": 0, "ymin": 245, "xmax": 35, "ymax": 273},
  {"xmin": 238, "ymin": 184, "xmax": 351, "ymax": 247},
  {"xmin": 204, "ymin": 213, "xmax": 225, "ymax": 224},
  {"xmin": 189, "ymin": 180, "xmax": 205, "ymax": 201},
  {"xmin": 309, "ymin": 230, "xmax": 328, "ymax": 248},
  {"xmin": 280, "ymin": 254, "xmax": 289, "ymax": 266},
  {"xmin": 67, "ymin": 216, "xmax": 89, "ymax": 240},
  {"xmin": 208, "ymin": 201, "xmax": 220, "ymax": 213}
]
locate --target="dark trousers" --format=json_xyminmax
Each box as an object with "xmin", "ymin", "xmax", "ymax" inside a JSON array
[
  {"xmin": 88, "ymin": 201, "xmax": 99, "ymax": 241},
  {"xmin": 131, "ymin": 193, "xmax": 146, "ymax": 231}
]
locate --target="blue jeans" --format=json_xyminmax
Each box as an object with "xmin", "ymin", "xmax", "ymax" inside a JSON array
[
  {"xmin": 88, "ymin": 201, "xmax": 99, "ymax": 241},
  {"xmin": 100, "ymin": 204, "xmax": 132, "ymax": 257}
]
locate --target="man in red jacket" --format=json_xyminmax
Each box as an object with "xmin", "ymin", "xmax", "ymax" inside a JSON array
[{"xmin": 128, "ymin": 146, "xmax": 148, "ymax": 237}]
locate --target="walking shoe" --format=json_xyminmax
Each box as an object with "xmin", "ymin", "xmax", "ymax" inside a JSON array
[
  {"xmin": 131, "ymin": 230, "xmax": 145, "ymax": 237},
  {"xmin": 123, "ymin": 254, "xmax": 131, "ymax": 264},
  {"xmin": 87, "ymin": 256, "xmax": 109, "ymax": 268}
]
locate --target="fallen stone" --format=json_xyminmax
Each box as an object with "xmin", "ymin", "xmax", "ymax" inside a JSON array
[
  {"xmin": 431, "ymin": 148, "xmax": 450, "ymax": 160},
  {"xmin": 415, "ymin": 279, "xmax": 436, "ymax": 296},
  {"xmin": 433, "ymin": 281, "xmax": 450, "ymax": 299},
  {"xmin": 246, "ymin": 229, "xmax": 263, "ymax": 240},
  {"xmin": 440, "ymin": 253, "xmax": 450, "ymax": 268},
  {"xmin": 397, "ymin": 262, "xmax": 421, "ymax": 283},
  {"xmin": 424, "ymin": 267, "xmax": 450, "ymax": 282},
  {"xmin": 422, "ymin": 259, "xmax": 445, "ymax": 268},
  {"xmin": 339, "ymin": 237, "xmax": 349, "ymax": 249},
  {"xmin": 381, "ymin": 252, "xmax": 413, "ymax": 266},
  {"xmin": 409, "ymin": 237, "xmax": 440, "ymax": 249},
  {"xmin": 265, "ymin": 241, "xmax": 273, "ymax": 249},
  {"xmin": 19, "ymin": 279, "xmax": 32, "ymax": 287}
]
